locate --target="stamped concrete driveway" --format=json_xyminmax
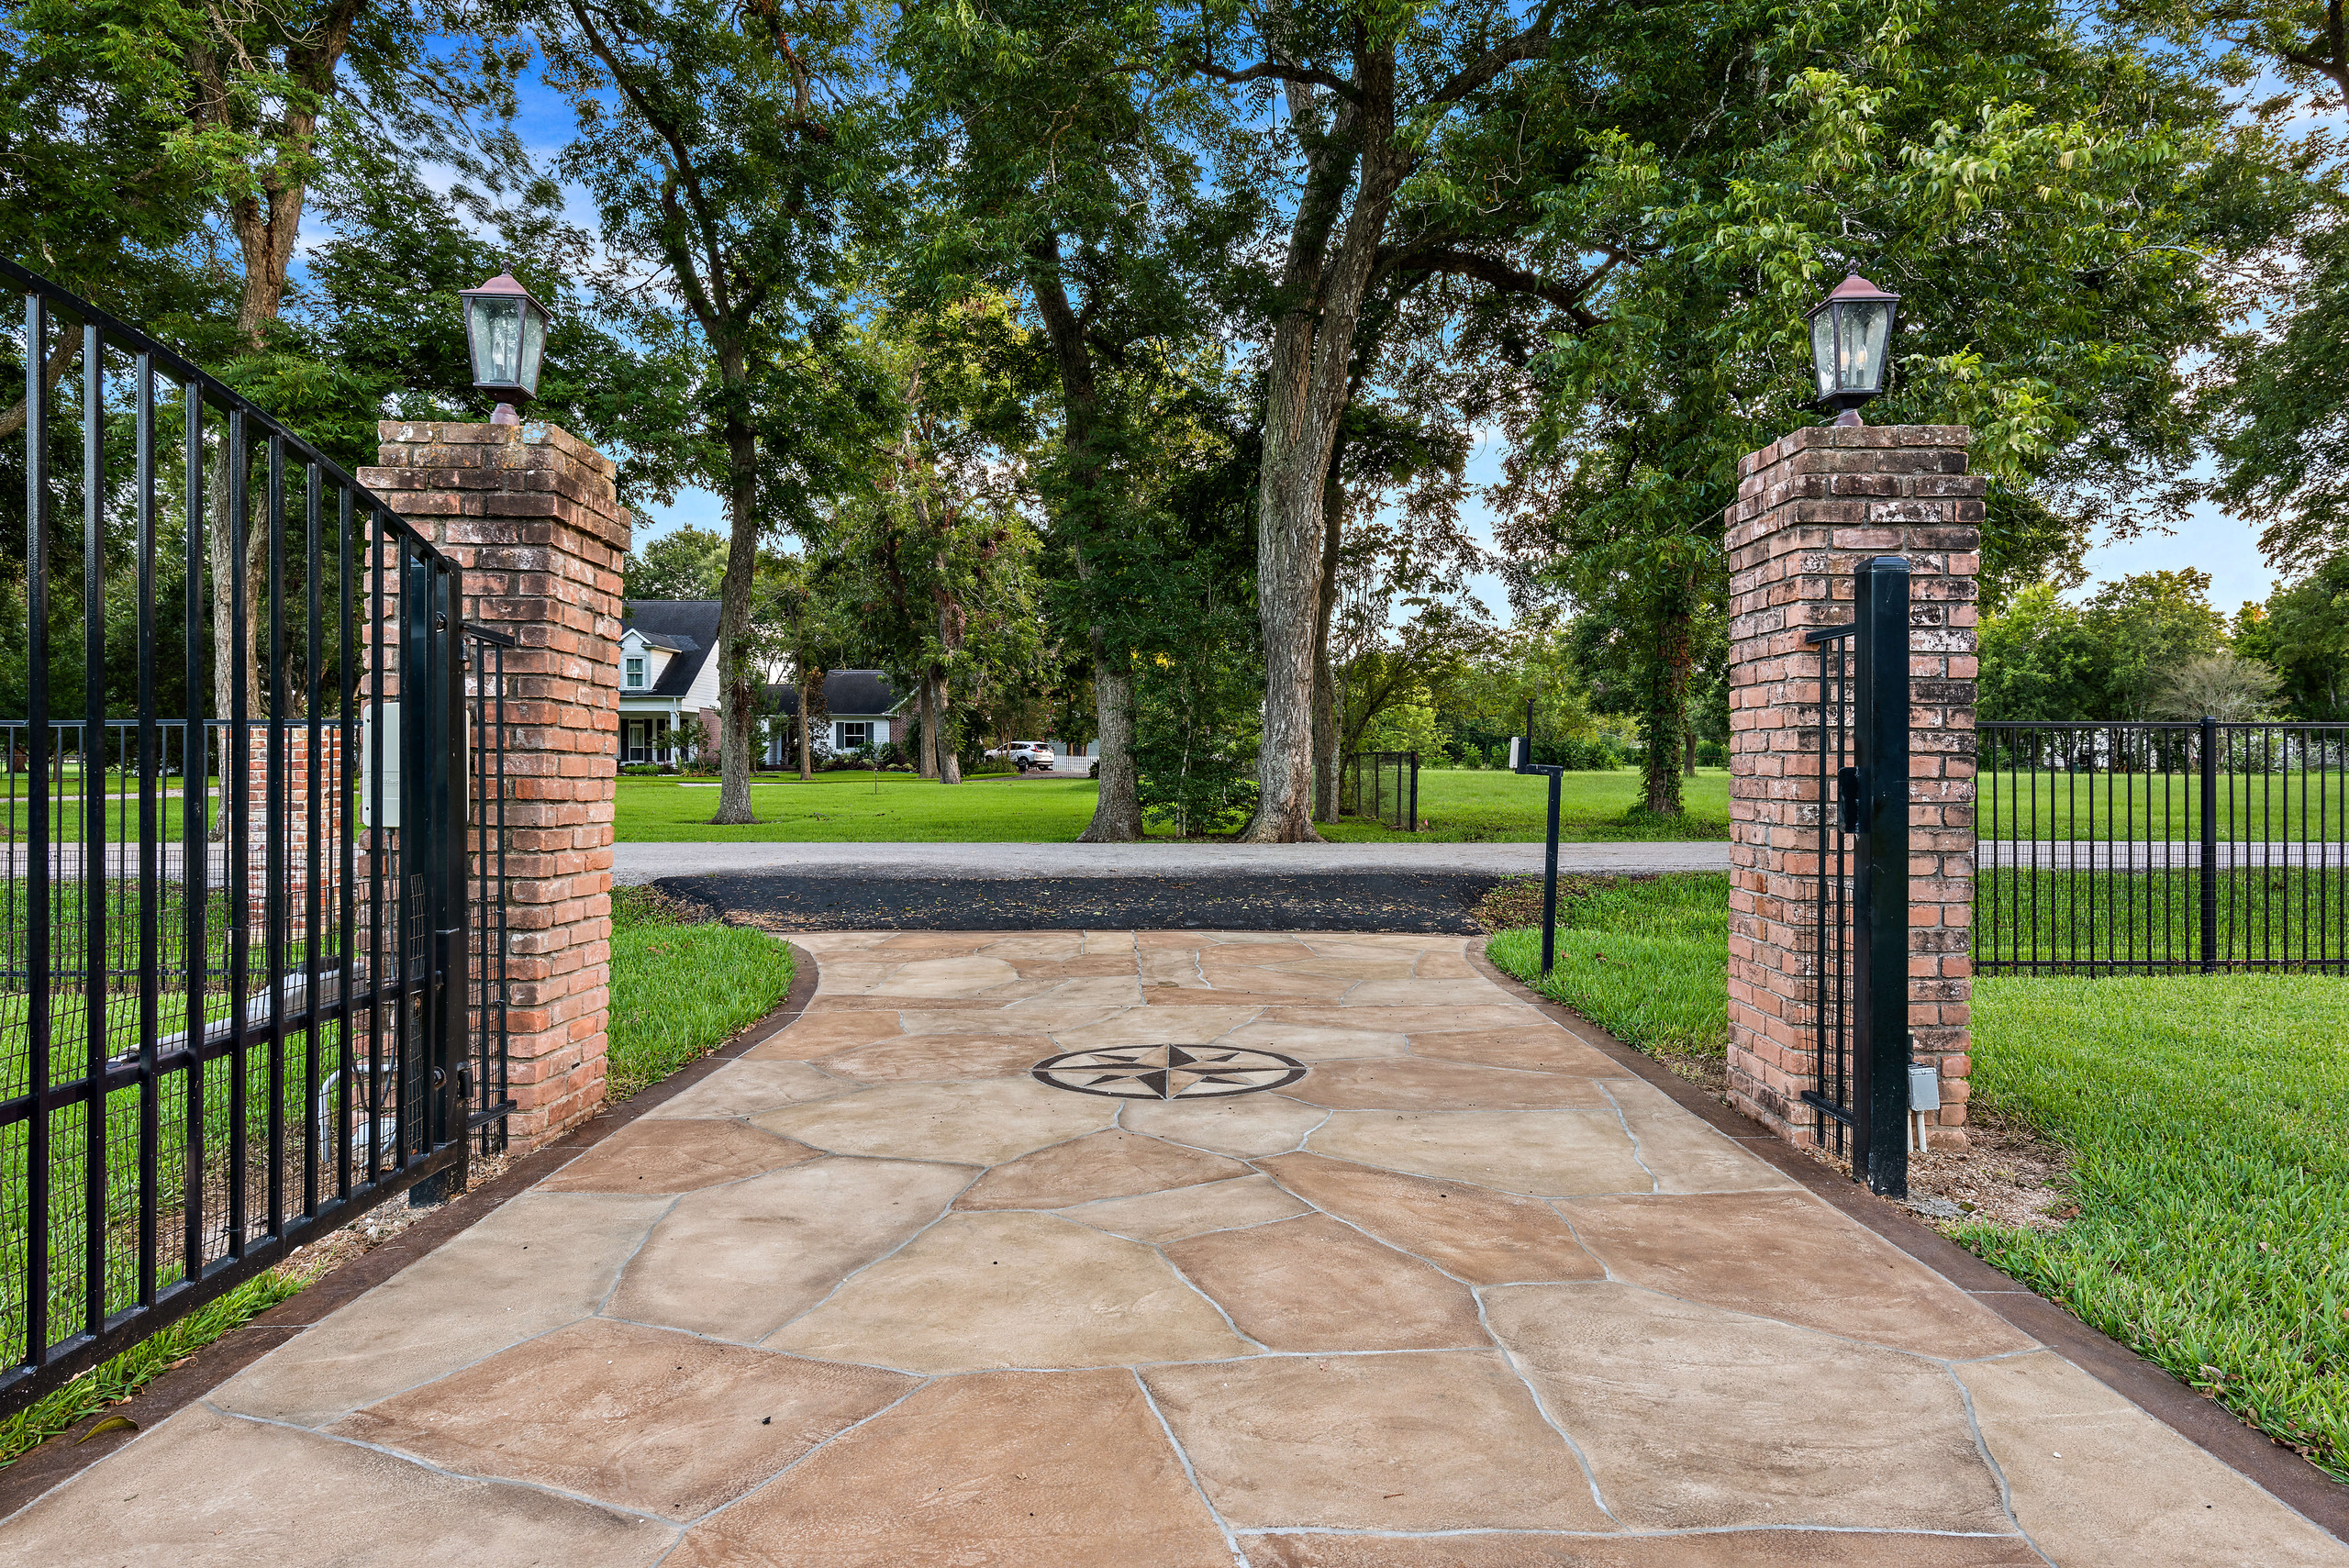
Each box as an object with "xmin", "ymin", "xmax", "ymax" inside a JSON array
[{"xmin": 9, "ymin": 930, "xmax": 2343, "ymax": 1566}]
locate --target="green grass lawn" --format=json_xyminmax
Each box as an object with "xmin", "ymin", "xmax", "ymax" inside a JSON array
[
  {"xmin": 607, "ymin": 886, "xmax": 796, "ymax": 1099},
  {"xmin": 1977, "ymin": 868, "xmax": 2347, "ymax": 972},
  {"xmin": 1482, "ymin": 878, "xmax": 2349, "ymax": 1482},
  {"xmin": 1978, "ymin": 770, "xmax": 2343, "ymax": 841},
  {"xmin": 1958, "ymin": 976, "xmax": 2349, "ymax": 1481},
  {"xmin": 1484, "ymin": 874, "xmax": 1731, "ymax": 1060},
  {"xmin": 612, "ymin": 766, "xmax": 1731, "ymax": 844}
]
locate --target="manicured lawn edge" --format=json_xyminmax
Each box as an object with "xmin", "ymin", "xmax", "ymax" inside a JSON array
[
  {"xmin": 1480, "ymin": 880, "xmax": 2349, "ymax": 1492},
  {"xmin": 1462, "ymin": 940, "xmax": 2349, "ymax": 1535},
  {"xmin": 609, "ymin": 885, "xmax": 797, "ymax": 1100},
  {"xmin": 0, "ymin": 1265, "xmax": 311, "ymax": 1466}
]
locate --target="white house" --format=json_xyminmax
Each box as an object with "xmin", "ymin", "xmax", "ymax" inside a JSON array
[
  {"xmin": 768, "ymin": 670, "xmax": 903, "ymax": 764},
  {"xmin": 618, "ymin": 600, "xmax": 724, "ymax": 763}
]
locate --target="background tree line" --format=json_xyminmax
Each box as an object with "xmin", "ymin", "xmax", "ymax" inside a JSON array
[{"xmin": 6, "ymin": 0, "xmax": 2347, "ymax": 834}]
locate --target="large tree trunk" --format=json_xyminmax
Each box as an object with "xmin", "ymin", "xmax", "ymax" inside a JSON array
[
  {"xmin": 929, "ymin": 666, "xmax": 962, "ymax": 784},
  {"xmin": 914, "ymin": 677, "xmax": 938, "ymax": 778},
  {"xmin": 1025, "ymin": 236, "xmax": 1140, "ymax": 841},
  {"xmin": 1641, "ymin": 592, "xmax": 1694, "ymax": 817},
  {"xmin": 796, "ymin": 663, "xmax": 818, "ymax": 780},
  {"xmin": 711, "ymin": 412, "xmax": 762, "ymax": 824},
  {"xmin": 1240, "ymin": 73, "xmax": 1402, "ymax": 842},
  {"xmin": 1081, "ymin": 662, "xmax": 1141, "ymax": 840},
  {"xmin": 1311, "ymin": 473, "xmax": 1343, "ymax": 823}
]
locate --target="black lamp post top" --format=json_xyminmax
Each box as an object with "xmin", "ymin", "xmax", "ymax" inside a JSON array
[
  {"xmin": 1805, "ymin": 273, "xmax": 1901, "ymax": 427},
  {"xmin": 460, "ymin": 271, "xmax": 554, "ymax": 425}
]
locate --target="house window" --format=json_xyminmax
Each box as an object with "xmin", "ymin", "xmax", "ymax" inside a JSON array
[
  {"xmin": 624, "ymin": 654, "xmax": 646, "ymax": 689},
  {"xmin": 836, "ymin": 720, "xmax": 872, "ymax": 751}
]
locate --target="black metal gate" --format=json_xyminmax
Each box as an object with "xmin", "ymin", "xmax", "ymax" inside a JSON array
[
  {"xmin": 1804, "ymin": 557, "xmax": 1911, "ymax": 1197},
  {"xmin": 1341, "ymin": 750, "xmax": 1419, "ymax": 831},
  {"xmin": 2, "ymin": 260, "xmax": 509, "ymax": 1416}
]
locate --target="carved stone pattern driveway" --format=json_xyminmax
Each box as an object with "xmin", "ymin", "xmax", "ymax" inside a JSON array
[{"xmin": 10, "ymin": 930, "xmax": 2343, "ymax": 1566}]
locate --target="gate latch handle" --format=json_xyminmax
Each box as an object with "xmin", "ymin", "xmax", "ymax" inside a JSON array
[{"xmin": 1838, "ymin": 766, "xmax": 1865, "ymax": 833}]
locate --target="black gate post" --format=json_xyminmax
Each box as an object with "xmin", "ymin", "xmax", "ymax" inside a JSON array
[
  {"xmin": 2199, "ymin": 714, "xmax": 2219, "ymax": 973},
  {"xmin": 1850, "ymin": 557, "xmax": 1911, "ymax": 1197},
  {"xmin": 1408, "ymin": 751, "xmax": 1419, "ymax": 832},
  {"xmin": 413, "ymin": 557, "xmax": 470, "ymax": 1206},
  {"xmin": 1514, "ymin": 699, "xmax": 1564, "ymax": 973}
]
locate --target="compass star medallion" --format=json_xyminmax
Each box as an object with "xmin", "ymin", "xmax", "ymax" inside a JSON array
[{"xmin": 1030, "ymin": 1044, "xmax": 1308, "ymax": 1101}]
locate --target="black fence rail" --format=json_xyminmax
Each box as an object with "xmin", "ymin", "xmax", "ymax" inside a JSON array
[
  {"xmin": 1, "ymin": 257, "xmax": 508, "ymax": 1416},
  {"xmin": 1976, "ymin": 720, "xmax": 2347, "ymax": 974},
  {"xmin": 1341, "ymin": 750, "xmax": 1419, "ymax": 832}
]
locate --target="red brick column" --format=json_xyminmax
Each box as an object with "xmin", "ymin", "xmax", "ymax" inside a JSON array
[
  {"xmin": 239, "ymin": 728, "xmax": 343, "ymax": 941},
  {"xmin": 359, "ymin": 421, "xmax": 629, "ymax": 1149},
  {"xmin": 1724, "ymin": 424, "xmax": 1982, "ymax": 1151}
]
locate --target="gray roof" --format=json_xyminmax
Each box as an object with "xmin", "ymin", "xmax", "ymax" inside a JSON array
[
  {"xmin": 774, "ymin": 670, "xmax": 903, "ymax": 718},
  {"xmin": 621, "ymin": 600, "xmax": 719, "ymax": 697}
]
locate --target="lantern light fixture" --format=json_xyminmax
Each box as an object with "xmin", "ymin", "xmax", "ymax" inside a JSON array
[
  {"xmin": 460, "ymin": 271, "xmax": 552, "ymax": 425},
  {"xmin": 1805, "ymin": 273, "xmax": 1900, "ymax": 426}
]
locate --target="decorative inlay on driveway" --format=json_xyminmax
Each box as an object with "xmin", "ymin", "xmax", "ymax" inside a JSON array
[{"xmin": 12, "ymin": 929, "xmax": 2345, "ymax": 1568}]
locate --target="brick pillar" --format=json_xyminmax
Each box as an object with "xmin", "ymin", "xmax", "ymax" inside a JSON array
[
  {"xmin": 1724, "ymin": 424, "xmax": 1982, "ymax": 1151},
  {"xmin": 240, "ymin": 728, "xmax": 343, "ymax": 941},
  {"xmin": 358, "ymin": 420, "xmax": 630, "ymax": 1149}
]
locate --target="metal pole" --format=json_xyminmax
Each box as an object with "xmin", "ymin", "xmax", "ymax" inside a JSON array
[
  {"xmin": 1543, "ymin": 770, "xmax": 1561, "ymax": 973},
  {"xmin": 2199, "ymin": 715, "xmax": 2219, "ymax": 973},
  {"xmin": 1408, "ymin": 751, "xmax": 1419, "ymax": 833},
  {"xmin": 1850, "ymin": 557, "xmax": 1911, "ymax": 1198},
  {"xmin": 1514, "ymin": 699, "xmax": 1564, "ymax": 973}
]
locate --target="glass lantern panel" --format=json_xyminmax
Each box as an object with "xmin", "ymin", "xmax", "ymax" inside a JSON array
[
  {"xmin": 1836, "ymin": 300, "xmax": 1892, "ymax": 394},
  {"xmin": 470, "ymin": 295, "xmax": 523, "ymax": 385},
  {"xmin": 518, "ymin": 303, "xmax": 547, "ymax": 395},
  {"xmin": 1810, "ymin": 310, "xmax": 1838, "ymax": 397}
]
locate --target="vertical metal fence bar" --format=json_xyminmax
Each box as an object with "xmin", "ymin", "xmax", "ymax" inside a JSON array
[
  {"xmin": 226, "ymin": 406, "xmax": 250, "ymax": 1261},
  {"xmin": 266, "ymin": 433, "xmax": 288, "ymax": 1240},
  {"xmin": 2199, "ymin": 716, "xmax": 2218, "ymax": 973},
  {"xmin": 495, "ymin": 644, "xmax": 509, "ymax": 1148},
  {"xmin": 339, "ymin": 490, "xmax": 356, "ymax": 1201},
  {"xmin": 25, "ymin": 289, "xmax": 54, "ymax": 1367},
  {"xmin": 135, "ymin": 350, "xmax": 161, "ymax": 1309},
  {"xmin": 81, "ymin": 323, "xmax": 110, "ymax": 1339},
  {"xmin": 304, "ymin": 462, "xmax": 324, "ymax": 1221},
  {"xmin": 179, "ymin": 381, "xmax": 206, "ymax": 1287},
  {"xmin": 368, "ymin": 520, "xmax": 386, "ymax": 1188}
]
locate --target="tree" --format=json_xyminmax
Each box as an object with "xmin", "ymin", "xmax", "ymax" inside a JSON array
[
  {"xmin": 2150, "ymin": 649, "xmax": 2281, "ymax": 720},
  {"xmin": 1174, "ymin": 0, "xmax": 1565, "ymax": 841},
  {"xmin": 1496, "ymin": 0, "xmax": 2264, "ymax": 811},
  {"xmin": 540, "ymin": 0, "xmax": 885, "ymax": 823},
  {"xmin": 891, "ymin": 0, "xmax": 1244, "ymax": 837},
  {"xmin": 625, "ymin": 525, "xmax": 729, "ymax": 599},
  {"xmin": 821, "ymin": 304, "xmax": 1048, "ymax": 784},
  {"xmin": 2231, "ymin": 555, "xmax": 2349, "ymax": 719},
  {"xmin": 2136, "ymin": 0, "xmax": 2349, "ymax": 572},
  {"xmin": 1980, "ymin": 570, "xmax": 2230, "ymax": 719}
]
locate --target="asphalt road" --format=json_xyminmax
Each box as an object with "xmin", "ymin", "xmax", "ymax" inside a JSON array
[
  {"xmin": 656, "ymin": 872, "xmax": 1509, "ymax": 933},
  {"xmin": 611, "ymin": 839, "xmax": 1731, "ymax": 884}
]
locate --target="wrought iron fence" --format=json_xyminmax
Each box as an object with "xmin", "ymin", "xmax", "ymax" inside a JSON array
[
  {"xmin": 1, "ymin": 257, "xmax": 509, "ymax": 1416},
  {"xmin": 1976, "ymin": 720, "xmax": 2347, "ymax": 974},
  {"xmin": 1341, "ymin": 750, "xmax": 1419, "ymax": 831}
]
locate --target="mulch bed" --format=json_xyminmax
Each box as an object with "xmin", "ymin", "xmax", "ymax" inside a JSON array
[{"xmin": 656, "ymin": 872, "xmax": 1505, "ymax": 933}]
